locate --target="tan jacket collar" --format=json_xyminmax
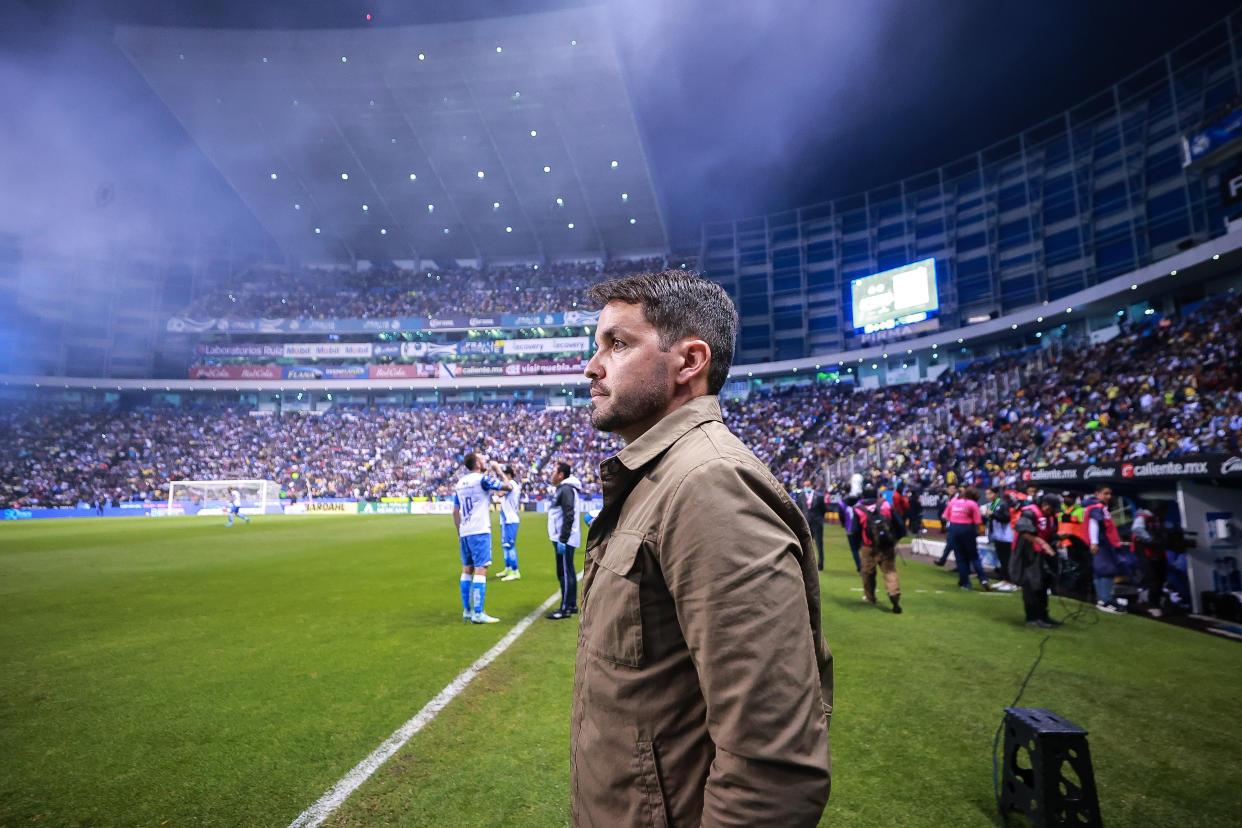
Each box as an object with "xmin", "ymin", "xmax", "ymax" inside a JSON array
[{"xmin": 616, "ymin": 395, "xmax": 723, "ymax": 471}]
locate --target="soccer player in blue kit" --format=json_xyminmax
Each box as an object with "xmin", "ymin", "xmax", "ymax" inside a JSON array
[
  {"xmin": 453, "ymin": 452, "xmax": 513, "ymax": 624},
  {"xmin": 497, "ymin": 465, "xmax": 522, "ymax": 581}
]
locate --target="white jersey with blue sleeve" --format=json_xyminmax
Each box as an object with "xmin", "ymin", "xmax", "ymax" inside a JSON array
[
  {"xmin": 500, "ymin": 481, "xmax": 521, "ymax": 525},
  {"xmin": 231, "ymin": 490, "xmax": 242, "ymax": 508},
  {"xmin": 454, "ymin": 471, "xmax": 505, "ymax": 537}
]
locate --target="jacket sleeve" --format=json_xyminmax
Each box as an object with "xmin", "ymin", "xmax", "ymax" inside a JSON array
[
  {"xmin": 658, "ymin": 458, "xmax": 831, "ymax": 828},
  {"xmin": 556, "ymin": 484, "xmax": 576, "ymax": 545}
]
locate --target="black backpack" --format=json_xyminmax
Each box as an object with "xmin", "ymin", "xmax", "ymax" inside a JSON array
[
  {"xmin": 857, "ymin": 502, "xmax": 897, "ymax": 548},
  {"xmin": 992, "ymin": 499, "xmax": 1011, "ymax": 525}
]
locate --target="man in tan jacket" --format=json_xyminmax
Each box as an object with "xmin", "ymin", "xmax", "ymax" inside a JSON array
[{"xmin": 571, "ymin": 270, "xmax": 832, "ymax": 827}]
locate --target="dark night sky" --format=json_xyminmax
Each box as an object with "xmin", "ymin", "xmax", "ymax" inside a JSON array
[{"xmin": 4, "ymin": 0, "xmax": 1241, "ymax": 252}]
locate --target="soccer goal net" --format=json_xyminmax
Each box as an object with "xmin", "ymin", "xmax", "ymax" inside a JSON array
[{"xmin": 167, "ymin": 480, "xmax": 280, "ymax": 514}]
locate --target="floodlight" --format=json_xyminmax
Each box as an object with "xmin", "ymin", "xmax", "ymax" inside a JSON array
[
  {"xmin": 610, "ymin": 161, "xmax": 618, "ymax": 168},
  {"xmin": 269, "ymin": 172, "xmax": 277, "ymax": 180},
  {"xmin": 543, "ymin": 166, "xmax": 551, "ymax": 173},
  {"xmin": 477, "ymin": 170, "xmax": 485, "ymax": 178},
  {"xmin": 341, "ymin": 173, "xmax": 349, "ymax": 180},
  {"xmin": 629, "ymin": 218, "xmax": 636, "ymax": 224},
  {"xmin": 505, "ymin": 226, "xmax": 513, "ymax": 233},
  {"xmin": 530, "ymin": 130, "xmax": 537, "ymax": 137},
  {"xmin": 409, "ymin": 173, "xmax": 417, "ymax": 180}
]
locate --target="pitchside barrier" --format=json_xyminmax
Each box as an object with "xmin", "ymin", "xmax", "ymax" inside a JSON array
[{"xmin": 4, "ymin": 496, "xmax": 606, "ymax": 521}]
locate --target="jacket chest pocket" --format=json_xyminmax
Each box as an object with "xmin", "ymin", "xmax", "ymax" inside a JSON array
[{"xmin": 582, "ymin": 532, "xmax": 645, "ymax": 668}]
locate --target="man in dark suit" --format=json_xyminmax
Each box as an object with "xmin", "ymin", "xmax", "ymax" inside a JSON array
[{"xmin": 796, "ymin": 479, "xmax": 828, "ymax": 570}]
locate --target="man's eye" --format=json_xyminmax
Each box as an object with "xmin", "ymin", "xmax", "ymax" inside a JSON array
[{"xmin": 612, "ymin": 340, "xmax": 627, "ymax": 350}]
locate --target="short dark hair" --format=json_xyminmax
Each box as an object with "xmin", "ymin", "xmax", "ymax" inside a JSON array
[
  {"xmin": 861, "ymin": 486, "xmax": 877, "ymax": 499},
  {"xmin": 504, "ymin": 465, "xmax": 516, "ymax": 477},
  {"xmin": 463, "ymin": 452, "xmax": 480, "ymax": 471},
  {"xmin": 586, "ymin": 270, "xmax": 738, "ymax": 394},
  {"xmin": 557, "ymin": 461, "xmax": 572, "ymax": 478}
]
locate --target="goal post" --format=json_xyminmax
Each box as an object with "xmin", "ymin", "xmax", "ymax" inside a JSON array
[{"xmin": 167, "ymin": 480, "xmax": 280, "ymax": 515}]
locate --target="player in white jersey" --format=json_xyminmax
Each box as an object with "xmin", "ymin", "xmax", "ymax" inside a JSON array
[
  {"xmin": 225, "ymin": 488, "xmax": 251, "ymax": 527},
  {"xmin": 497, "ymin": 465, "xmax": 523, "ymax": 581},
  {"xmin": 453, "ymin": 452, "xmax": 513, "ymax": 624}
]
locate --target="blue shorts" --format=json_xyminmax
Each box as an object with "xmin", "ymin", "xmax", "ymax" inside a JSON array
[
  {"xmin": 501, "ymin": 521, "xmax": 519, "ymax": 548},
  {"xmin": 230, "ymin": 505, "xmax": 241, "ymax": 515},
  {"xmin": 459, "ymin": 533, "xmax": 493, "ymax": 568}
]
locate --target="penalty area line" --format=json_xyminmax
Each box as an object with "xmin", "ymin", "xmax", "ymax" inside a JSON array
[{"xmin": 286, "ymin": 578, "xmax": 578, "ymax": 828}]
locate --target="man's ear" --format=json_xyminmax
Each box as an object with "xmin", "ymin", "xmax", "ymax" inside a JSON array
[{"xmin": 673, "ymin": 338, "xmax": 712, "ymax": 388}]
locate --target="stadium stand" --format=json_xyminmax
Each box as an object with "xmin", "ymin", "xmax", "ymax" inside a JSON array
[
  {"xmin": 180, "ymin": 257, "xmax": 668, "ymax": 320},
  {"xmin": 5, "ymin": 286, "xmax": 1238, "ymax": 509}
]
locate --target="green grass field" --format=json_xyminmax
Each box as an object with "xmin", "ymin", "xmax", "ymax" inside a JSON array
[{"xmin": 1, "ymin": 514, "xmax": 1239, "ymax": 827}]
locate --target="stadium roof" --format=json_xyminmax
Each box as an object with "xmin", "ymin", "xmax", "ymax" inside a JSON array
[{"xmin": 114, "ymin": 6, "xmax": 668, "ymax": 264}]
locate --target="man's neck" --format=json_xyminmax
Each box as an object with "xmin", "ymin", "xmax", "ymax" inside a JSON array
[{"xmin": 616, "ymin": 388, "xmax": 709, "ymax": 444}]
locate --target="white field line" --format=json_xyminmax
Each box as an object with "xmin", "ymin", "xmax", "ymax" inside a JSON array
[{"xmin": 286, "ymin": 576, "xmax": 579, "ymax": 828}]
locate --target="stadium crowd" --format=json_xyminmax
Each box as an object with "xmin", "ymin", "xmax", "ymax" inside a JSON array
[
  {"xmin": 836, "ymin": 289, "xmax": 1242, "ymax": 494},
  {"xmin": 182, "ymin": 258, "xmax": 671, "ymax": 320},
  {"xmin": 3, "ymin": 289, "xmax": 1239, "ymax": 510}
]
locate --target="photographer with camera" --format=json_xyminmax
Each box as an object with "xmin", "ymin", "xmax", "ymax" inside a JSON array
[
  {"xmin": 1010, "ymin": 511, "xmax": 1062, "ymax": 629},
  {"xmin": 855, "ymin": 486, "xmax": 902, "ymax": 613}
]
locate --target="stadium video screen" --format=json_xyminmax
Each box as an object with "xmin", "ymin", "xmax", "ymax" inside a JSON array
[{"xmin": 850, "ymin": 258, "xmax": 939, "ymax": 333}]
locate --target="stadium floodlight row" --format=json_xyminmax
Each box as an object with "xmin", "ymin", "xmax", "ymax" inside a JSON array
[{"xmin": 114, "ymin": 6, "xmax": 669, "ymax": 263}]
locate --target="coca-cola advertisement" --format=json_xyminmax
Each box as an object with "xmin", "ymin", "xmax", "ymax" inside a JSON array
[
  {"xmin": 189, "ymin": 364, "xmax": 283, "ymax": 380},
  {"xmin": 367, "ymin": 363, "xmax": 436, "ymax": 379}
]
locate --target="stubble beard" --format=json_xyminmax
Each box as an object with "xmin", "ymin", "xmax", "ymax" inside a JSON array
[{"xmin": 589, "ymin": 382, "xmax": 670, "ymax": 436}]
